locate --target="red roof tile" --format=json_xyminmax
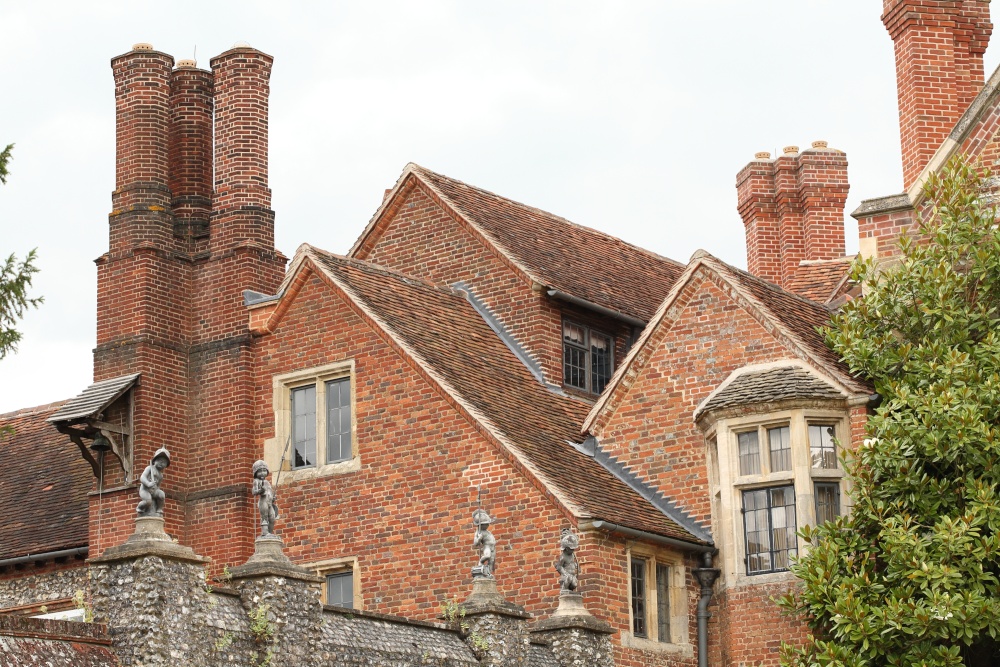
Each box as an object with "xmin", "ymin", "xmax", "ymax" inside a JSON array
[
  {"xmin": 785, "ymin": 260, "xmax": 853, "ymax": 303},
  {"xmin": 408, "ymin": 165, "xmax": 685, "ymax": 323},
  {"xmin": 306, "ymin": 248, "xmax": 708, "ymax": 545},
  {"xmin": 0, "ymin": 402, "xmax": 90, "ymax": 561}
]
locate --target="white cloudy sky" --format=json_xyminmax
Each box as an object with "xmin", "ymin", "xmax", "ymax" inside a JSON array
[{"xmin": 2, "ymin": 1, "xmax": 998, "ymax": 413}]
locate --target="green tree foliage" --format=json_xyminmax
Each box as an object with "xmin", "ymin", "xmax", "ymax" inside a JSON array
[
  {"xmin": 0, "ymin": 250, "xmax": 42, "ymax": 360},
  {"xmin": 0, "ymin": 143, "xmax": 12, "ymax": 184},
  {"xmin": 0, "ymin": 144, "xmax": 43, "ymax": 360},
  {"xmin": 779, "ymin": 158, "xmax": 1000, "ymax": 666}
]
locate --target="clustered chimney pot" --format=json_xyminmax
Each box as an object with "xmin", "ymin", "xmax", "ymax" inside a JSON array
[
  {"xmin": 782, "ymin": 146, "xmax": 799, "ymax": 155},
  {"xmin": 754, "ymin": 151, "xmax": 772, "ymax": 160},
  {"xmin": 811, "ymin": 140, "xmax": 829, "ymax": 150}
]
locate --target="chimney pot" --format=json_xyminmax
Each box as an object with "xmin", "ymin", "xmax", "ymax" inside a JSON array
[
  {"xmin": 811, "ymin": 140, "xmax": 829, "ymax": 149},
  {"xmin": 754, "ymin": 151, "xmax": 772, "ymax": 160},
  {"xmin": 132, "ymin": 43, "xmax": 154, "ymax": 51},
  {"xmin": 233, "ymin": 41, "xmax": 252, "ymax": 48},
  {"xmin": 783, "ymin": 146, "xmax": 799, "ymax": 156},
  {"xmin": 176, "ymin": 59, "xmax": 197, "ymax": 69}
]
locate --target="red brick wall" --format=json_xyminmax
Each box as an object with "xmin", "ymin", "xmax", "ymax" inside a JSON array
[
  {"xmin": 715, "ymin": 582, "xmax": 808, "ymax": 667},
  {"xmin": 590, "ymin": 268, "xmax": 866, "ymax": 665},
  {"xmin": 254, "ymin": 271, "xmax": 572, "ymax": 616},
  {"xmin": 593, "ymin": 271, "xmax": 793, "ymax": 525},
  {"xmin": 883, "ymin": 0, "xmax": 992, "ymax": 189}
]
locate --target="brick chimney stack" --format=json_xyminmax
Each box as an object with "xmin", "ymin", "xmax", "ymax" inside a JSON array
[
  {"xmin": 883, "ymin": 0, "xmax": 993, "ymax": 189},
  {"xmin": 169, "ymin": 60, "xmax": 214, "ymax": 245},
  {"xmin": 736, "ymin": 143, "xmax": 849, "ymax": 291},
  {"xmin": 93, "ymin": 44, "xmax": 286, "ymax": 571}
]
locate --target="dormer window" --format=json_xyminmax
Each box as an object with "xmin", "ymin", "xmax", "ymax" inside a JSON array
[{"xmin": 563, "ymin": 320, "xmax": 614, "ymax": 394}]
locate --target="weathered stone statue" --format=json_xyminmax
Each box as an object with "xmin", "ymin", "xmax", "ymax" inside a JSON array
[
  {"xmin": 136, "ymin": 448, "xmax": 170, "ymax": 517},
  {"xmin": 472, "ymin": 508, "xmax": 496, "ymax": 578},
  {"xmin": 555, "ymin": 528, "xmax": 580, "ymax": 591},
  {"xmin": 252, "ymin": 459, "xmax": 279, "ymax": 537}
]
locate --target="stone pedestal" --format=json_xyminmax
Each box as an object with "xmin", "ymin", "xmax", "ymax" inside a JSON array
[
  {"xmin": 532, "ymin": 590, "xmax": 614, "ymax": 667},
  {"xmin": 229, "ymin": 536, "xmax": 323, "ymax": 667},
  {"xmin": 89, "ymin": 516, "xmax": 215, "ymax": 667},
  {"xmin": 457, "ymin": 578, "xmax": 531, "ymax": 667},
  {"xmin": 94, "ymin": 516, "xmax": 207, "ymax": 564}
]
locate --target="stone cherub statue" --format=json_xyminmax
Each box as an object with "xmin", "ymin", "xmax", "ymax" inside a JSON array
[
  {"xmin": 136, "ymin": 448, "xmax": 171, "ymax": 517},
  {"xmin": 555, "ymin": 528, "xmax": 580, "ymax": 591},
  {"xmin": 472, "ymin": 508, "xmax": 496, "ymax": 578},
  {"xmin": 252, "ymin": 459, "xmax": 279, "ymax": 537}
]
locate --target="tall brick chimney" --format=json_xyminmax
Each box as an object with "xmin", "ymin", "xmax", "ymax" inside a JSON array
[
  {"xmin": 883, "ymin": 0, "xmax": 993, "ymax": 189},
  {"xmin": 92, "ymin": 44, "xmax": 285, "ymax": 571},
  {"xmin": 736, "ymin": 143, "xmax": 849, "ymax": 290}
]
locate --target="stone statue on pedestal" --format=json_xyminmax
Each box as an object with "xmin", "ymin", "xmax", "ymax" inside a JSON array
[
  {"xmin": 555, "ymin": 528, "xmax": 580, "ymax": 591},
  {"xmin": 252, "ymin": 460, "xmax": 279, "ymax": 537},
  {"xmin": 136, "ymin": 448, "xmax": 170, "ymax": 517},
  {"xmin": 472, "ymin": 508, "xmax": 496, "ymax": 578}
]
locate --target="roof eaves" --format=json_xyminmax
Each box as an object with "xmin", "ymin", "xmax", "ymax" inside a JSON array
[
  {"xmin": 692, "ymin": 359, "xmax": 848, "ymax": 422},
  {"xmin": 47, "ymin": 373, "xmax": 140, "ymax": 424}
]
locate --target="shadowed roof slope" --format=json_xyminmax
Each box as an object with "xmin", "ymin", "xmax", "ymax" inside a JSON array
[
  {"xmin": 355, "ymin": 164, "xmax": 685, "ymax": 323},
  {"xmin": 305, "ymin": 248, "xmax": 707, "ymax": 545},
  {"xmin": 0, "ymin": 402, "xmax": 89, "ymax": 561},
  {"xmin": 786, "ymin": 260, "xmax": 853, "ymax": 303}
]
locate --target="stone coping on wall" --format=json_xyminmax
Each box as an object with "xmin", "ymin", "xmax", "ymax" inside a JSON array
[
  {"xmin": 322, "ymin": 602, "xmax": 458, "ymax": 633},
  {"xmin": 531, "ymin": 613, "xmax": 614, "ymax": 634},
  {"xmin": 0, "ymin": 614, "xmax": 111, "ymax": 645}
]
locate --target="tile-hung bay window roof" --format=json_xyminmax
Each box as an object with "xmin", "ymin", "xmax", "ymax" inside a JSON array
[
  {"xmin": 255, "ymin": 246, "xmax": 712, "ymax": 548},
  {"xmin": 695, "ymin": 365, "xmax": 847, "ymax": 420}
]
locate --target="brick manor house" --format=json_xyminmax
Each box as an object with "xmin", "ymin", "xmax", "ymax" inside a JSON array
[{"xmin": 3, "ymin": 2, "xmax": 999, "ymax": 665}]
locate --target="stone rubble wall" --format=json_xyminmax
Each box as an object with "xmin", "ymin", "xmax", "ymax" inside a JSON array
[{"xmin": 0, "ymin": 565, "xmax": 89, "ymax": 610}]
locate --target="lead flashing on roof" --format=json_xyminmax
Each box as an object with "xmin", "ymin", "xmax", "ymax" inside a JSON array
[
  {"xmin": 453, "ymin": 281, "xmax": 566, "ymax": 395},
  {"xmin": 572, "ymin": 436, "xmax": 714, "ymax": 546}
]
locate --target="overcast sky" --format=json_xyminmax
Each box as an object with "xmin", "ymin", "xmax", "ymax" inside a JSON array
[{"xmin": 2, "ymin": 1, "xmax": 998, "ymax": 413}]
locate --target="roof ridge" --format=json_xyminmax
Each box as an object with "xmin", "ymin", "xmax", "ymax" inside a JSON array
[
  {"xmin": 409, "ymin": 163, "xmax": 685, "ymax": 269},
  {"xmin": 0, "ymin": 400, "xmax": 67, "ymax": 421}
]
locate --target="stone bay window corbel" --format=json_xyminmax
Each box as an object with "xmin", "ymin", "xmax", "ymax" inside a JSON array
[{"xmin": 48, "ymin": 373, "xmax": 139, "ymax": 485}]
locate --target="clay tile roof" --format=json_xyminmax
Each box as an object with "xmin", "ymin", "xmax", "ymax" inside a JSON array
[
  {"xmin": 410, "ymin": 165, "xmax": 685, "ymax": 323},
  {"xmin": 0, "ymin": 402, "xmax": 90, "ymax": 561},
  {"xmin": 307, "ymin": 249, "xmax": 708, "ymax": 545},
  {"xmin": 48, "ymin": 373, "xmax": 139, "ymax": 424},
  {"xmin": 785, "ymin": 260, "xmax": 853, "ymax": 303},
  {"xmin": 697, "ymin": 365, "xmax": 846, "ymax": 418}
]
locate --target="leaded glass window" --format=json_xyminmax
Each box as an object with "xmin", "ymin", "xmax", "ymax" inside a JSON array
[
  {"xmin": 742, "ymin": 485, "xmax": 797, "ymax": 575},
  {"xmin": 809, "ymin": 424, "xmax": 838, "ymax": 469},
  {"xmin": 326, "ymin": 378, "xmax": 352, "ymax": 463}
]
